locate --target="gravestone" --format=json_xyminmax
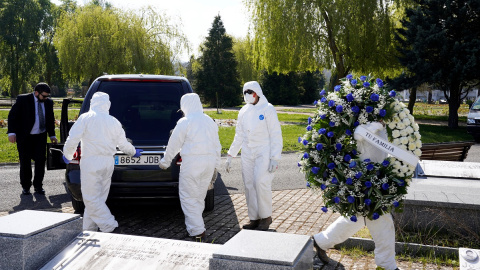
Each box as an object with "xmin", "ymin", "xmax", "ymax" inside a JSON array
[
  {"xmin": 459, "ymin": 248, "xmax": 480, "ymax": 269},
  {"xmin": 0, "ymin": 210, "xmax": 82, "ymax": 270},
  {"xmin": 41, "ymin": 232, "xmax": 221, "ymax": 270},
  {"xmin": 210, "ymin": 230, "xmax": 313, "ymax": 270},
  {"xmin": 417, "ymin": 160, "xmax": 480, "ymax": 179}
]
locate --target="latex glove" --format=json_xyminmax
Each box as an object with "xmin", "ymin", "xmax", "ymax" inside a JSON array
[
  {"xmin": 159, "ymin": 158, "xmax": 170, "ymax": 170},
  {"xmin": 268, "ymin": 159, "xmax": 278, "ymax": 173},
  {"xmin": 225, "ymin": 156, "xmax": 232, "ymax": 173},
  {"xmin": 133, "ymin": 149, "xmax": 143, "ymax": 158},
  {"xmin": 62, "ymin": 155, "xmax": 71, "ymax": 164}
]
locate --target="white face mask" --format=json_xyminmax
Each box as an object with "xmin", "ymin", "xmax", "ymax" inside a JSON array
[{"xmin": 244, "ymin": 93, "xmax": 256, "ymax": 104}]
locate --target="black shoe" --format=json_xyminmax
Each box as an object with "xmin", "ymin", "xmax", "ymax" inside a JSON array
[
  {"xmin": 192, "ymin": 231, "xmax": 206, "ymax": 242},
  {"xmin": 256, "ymin": 217, "xmax": 272, "ymax": 231},
  {"xmin": 34, "ymin": 188, "xmax": 45, "ymax": 195},
  {"xmin": 313, "ymin": 237, "xmax": 330, "ymax": 264},
  {"xmin": 111, "ymin": 227, "xmax": 123, "ymax": 234},
  {"xmin": 242, "ymin": 220, "xmax": 260, "ymax": 230},
  {"xmin": 22, "ymin": 189, "xmax": 31, "ymax": 195}
]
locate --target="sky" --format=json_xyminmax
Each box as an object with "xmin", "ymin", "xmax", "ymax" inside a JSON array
[{"xmin": 51, "ymin": 0, "xmax": 251, "ymax": 62}]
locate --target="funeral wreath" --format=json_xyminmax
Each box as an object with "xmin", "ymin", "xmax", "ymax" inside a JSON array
[{"xmin": 298, "ymin": 75, "xmax": 422, "ymax": 221}]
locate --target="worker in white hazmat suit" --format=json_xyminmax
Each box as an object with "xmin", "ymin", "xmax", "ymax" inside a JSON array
[
  {"xmin": 63, "ymin": 92, "xmax": 142, "ymax": 233},
  {"xmin": 225, "ymin": 81, "xmax": 283, "ymax": 231},
  {"xmin": 158, "ymin": 93, "xmax": 221, "ymax": 241},
  {"xmin": 313, "ymin": 121, "xmax": 398, "ymax": 270}
]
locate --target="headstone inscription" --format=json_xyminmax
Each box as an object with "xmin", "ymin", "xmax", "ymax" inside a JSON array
[{"xmin": 41, "ymin": 232, "xmax": 221, "ymax": 270}]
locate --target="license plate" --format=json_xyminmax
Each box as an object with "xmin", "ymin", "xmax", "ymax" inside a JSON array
[{"xmin": 114, "ymin": 155, "xmax": 161, "ymax": 165}]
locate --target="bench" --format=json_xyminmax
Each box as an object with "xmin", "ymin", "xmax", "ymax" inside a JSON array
[{"xmin": 420, "ymin": 141, "xmax": 475, "ymax": 161}]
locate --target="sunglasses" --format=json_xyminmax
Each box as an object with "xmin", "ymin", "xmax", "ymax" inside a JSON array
[
  {"xmin": 243, "ymin": 89, "xmax": 254, "ymax": 95},
  {"xmin": 40, "ymin": 93, "xmax": 51, "ymax": 98}
]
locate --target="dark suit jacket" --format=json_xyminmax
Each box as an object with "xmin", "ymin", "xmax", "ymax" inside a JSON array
[{"xmin": 7, "ymin": 93, "xmax": 55, "ymax": 142}]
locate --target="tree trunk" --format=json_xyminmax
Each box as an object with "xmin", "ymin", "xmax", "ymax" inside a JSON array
[
  {"xmin": 447, "ymin": 86, "xmax": 460, "ymax": 128},
  {"xmin": 408, "ymin": 86, "xmax": 417, "ymax": 113},
  {"xmin": 321, "ymin": 9, "xmax": 347, "ymax": 90}
]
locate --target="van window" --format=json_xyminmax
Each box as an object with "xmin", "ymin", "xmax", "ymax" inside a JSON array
[
  {"xmin": 90, "ymin": 81, "xmax": 184, "ymax": 144},
  {"xmin": 472, "ymin": 98, "xmax": 480, "ymax": 110}
]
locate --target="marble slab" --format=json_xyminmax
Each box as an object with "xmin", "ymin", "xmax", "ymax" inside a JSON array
[
  {"xmin": 417, "ymin": 160, "xmax": 480, "ymax": 179},
  {"xmin": 0, "ymin": 210, "xmax": 82, "ymax": 270},
  {"xmin": 41, "ymin": 232, "xmax": 221, "ymax": 270},
  {"xmin": 460, "ymin": 248, "xmax": 480, "ymax": 269},
  {"xmin": 210, "ymin": 230, "xmax": 313, "ymax": 270}
]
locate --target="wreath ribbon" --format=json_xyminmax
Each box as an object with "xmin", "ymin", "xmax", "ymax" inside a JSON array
[{"xmin": 354, "ymin": 125, "xmax": 419, "ymax": 167}]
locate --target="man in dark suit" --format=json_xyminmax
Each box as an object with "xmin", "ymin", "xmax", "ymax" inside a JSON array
[{"xmin": 7, "ymin": 83, "xmax": 58, "ymax": 195}]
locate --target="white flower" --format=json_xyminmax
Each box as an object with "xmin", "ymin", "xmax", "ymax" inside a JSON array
[
  {"xmin": 400, "ymin": 137, "xmax": 408, "ymax": 145},
  {"xmin": 388, "ymin": 122, "xmax": 396, "ymax": 129},
  {"xmin": 416, "ymin": 140, "xmax": 422, "ymax": 148},
  {"xmin": 408, "ymin": 142, "xmax": 416, "ymax": 151},
  {"xmin": 396, "ymin": 122, "xmax": 406, "ymax": 130},
  {"xmin": 414, "ymin": 149, "xmax": 422, "ymax": 157},
  {"xmin": 413, "ymin": 123, "xmax": 419, "ymax": 131},
  {"xmin": 403, "ymin": 118, "xmax": 411, "ymax": 126},
  {"xmin": 392, "ymin": 130, "xmax": 401, "ymax": 138},
  {"xmin": 393, "ymin": 138, "xmax": 400, "ymax": 145}
]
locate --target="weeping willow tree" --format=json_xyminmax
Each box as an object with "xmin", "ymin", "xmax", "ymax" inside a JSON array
[{"xmin": 246, "ymin": 0, "xmax": 409, "ymax": 89}]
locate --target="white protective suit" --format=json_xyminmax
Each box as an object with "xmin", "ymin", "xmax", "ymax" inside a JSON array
[
  {"xmin": 158, "ymin": 93, "xmax": 221, "ymax": 237},
  {"xmin": 227, "ymin": 81, "xmax": 283, "ymax": 221},
  {"xmin": 314, "ymin": 122, "xmax": 397, "ymax": 270},
  {"xmin": 63, "ymin": 92, "xmax": 136, "ymax": 233}
]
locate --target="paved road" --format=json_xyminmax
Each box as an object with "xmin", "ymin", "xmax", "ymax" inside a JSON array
[{"xmin": 0, "ymin": 153, "xmax": 307, "ymax": 213}]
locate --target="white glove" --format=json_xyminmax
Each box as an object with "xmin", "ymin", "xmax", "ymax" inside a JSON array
[
  {"xmin": 159, "ymin": 158, "xmax": 170, "ymax": 170},
  {"xmin": 225, "ymin": 156, "xmax": 232, "ymax": 173},
  {"xmin": 268, "ymin": 159, "xmax": 278, "ymax": 173}
]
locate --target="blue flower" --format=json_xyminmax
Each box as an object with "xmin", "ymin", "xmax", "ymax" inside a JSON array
[
  {"xmin": 393, "ymin": 201, "xmax": 400, "ymax": 207},
  {"xmin": 306, "ymin": 125, "xmax": 312, "ymax": 131},
  {"xmin": 345, "ymin": 129, "xmax": 352, "ymax": 136},
  {"xmin": 376, "ymin": 78, "xmax": 384, "ymax": 87},
  {"xmin": 303, "ymin": 152, "xmax": 309, "ymax": 159},
  {"xmin": 336, "ymin": 105, "xmax": 343, "ymax": 113},
  {"xmin": 344, "ymin": 154, "xmax": 351, "ymax": 162},
  {"xmin": 336, "ymin": 143, "xmax": 342, "ymax": 151},
  {"xmin": 306, "ymin": 182, "xmax": 311, "ymax": 188},
  {"xmin": 364, "ymin": 159, "xmax": 371, "ymax": 162},
  {"xmin": 365, "ymin": 181, "xmax": 372, "ymax": 188},
  {"xmin": 321, "ymin": 184, "xmax": 327, "ymax": 190},
  {"xmin": 364, "ymin": 199, "xmax": 372, "ymax": 206},
  {"xmin": 398, "ymin": 179, "xmax": 405, "ymax": 186},
  {"xmin": 354, "ymin": 121, "xmax": 359, "ymax": 127},
  {"xmin": 351, "ymin": 79, "xmax": 358, "ymax": 85},
  {"xmin": 366, "ymin": 164, "xmax": 374, "ymax": 171},
  {"xmin": 308, "ymin": 117, "xmax": 312, "ymax": 125},
  {"xmin": 329, "ymin": 121, "xmax": 336, "ymax": 127},
  {"xmin": 349, "ymin": 161, "xmax": 357, "ymax": 168},
  {"xmin": 346, "ymin": 74, "xmax": 353, "ymax": 80},
  {"xmin": 298, "ymin": 137, "xmax": 302, "ymax": 143},
  {"xmin": 302, "ymin": 139, "xmax": 308, "ymax": 145},
  {"xmin": 379, "ymin": 109, "xmax": 386, "ymax": 117},
  {"xmin": 331, "ymin": 177, "xmax": 338, "ymax": 184},
  {"xmin": 352, "ymin": 149, "xmax": 357, "ymax": 155},
  {"xmin": 370, "ymin": 93, "xmax": 379, "ymax": 102},
  {"xmin": 382, "ymin": 183, "xmax": 389, "ymax": 190},
  {"xmin": 297, "ymin": 162, "xmax": 301, "ymax": 167},
  {"xmin": 366, "ymin": 106, "xmax": 374, "ymax": 113},
  {"xmin": 334, "ymin": 85, "xmax": 341, "ymax": 91},
  {"xmin": 320, "ymin": 114, "xmax": 327, "ymax": 119},
  {"xmin": 347, "ymin": 196, "xmax": 355, "ymax": 203},
  {"xmin": 313, "ymin": 100, "xmax": 318, "ymax": 105},
  {"xmin": 346, "ymin": 178, "xmax": 353, "ymax": 185},
  {"xmin": 321, "ymin": 206, "xmax": 328, "ymax": 213},
  {"xmin": 333, "ymin": 197, "xmax": 341, "ymax": 204},
  {"xmin": 327, "ymin": 163, "xmax": 335, "ymax": 170},
  {"xmin": 363, "ymin": 82, "xmax": 371, "ymax": 87},
  {"xmin": 355, "ymin": 172, "xmax": 363, "ymax": 178},
  {"xmin": 311, "ymin": 167, "xmax": 320, "ymax": 174},
  {"xmin": 372, "ymin": 213, "xmax": 380, "ymax": 220},
  {"xmin": 346, "ymin": 93, "xmax": 354, "ymax": 102},
  {"xmin": 316, "ymin": 143, "xmax": 324, "ymax": 151},
  {"xmin": 360, "ymin": 76, "xmax": 367, "ymax": 81},
  {"xmin": 320, "ymin": 89, "xmax": 326, "ymax": 96},
  {"xmin": 321, "ymin": 97, "xmax": 327, "ymax": 103},
  {"xmin": 327, "ymin": 131, "xmax": 334, "ymax": 137},
  {"xmin": 351, "ymin": 106, "xmax": 360, "ymax": 113},
  {"xmin": 382, "ymin": 160, "xmax": 390, "ymax": 167},
  {"xmin": 389, "ymin": 90, "xmax": 396, "ymax": 97},
  {"xmin": 328, "ymin": 100, "xmax": 335, "ymax": 107},
  {"xmin": 350, "ymin": 215, "xmax": 357, "ymax": 222},
  {"xmin": 318, "ymin": 128, "xmax": 326, "ymax": 134}
]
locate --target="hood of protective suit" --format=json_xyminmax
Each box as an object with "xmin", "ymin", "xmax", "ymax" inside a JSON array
[
  {"xmin": 90, "ymin": 92, "xmax": 111, "ymax": 114},
  {"xmin": 243, "ymin": 81, "xmax": 268, "ymax": 106},
  {"xmin": 180, "ymin": 93, "xmax": 203, "ymax": 116}
]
